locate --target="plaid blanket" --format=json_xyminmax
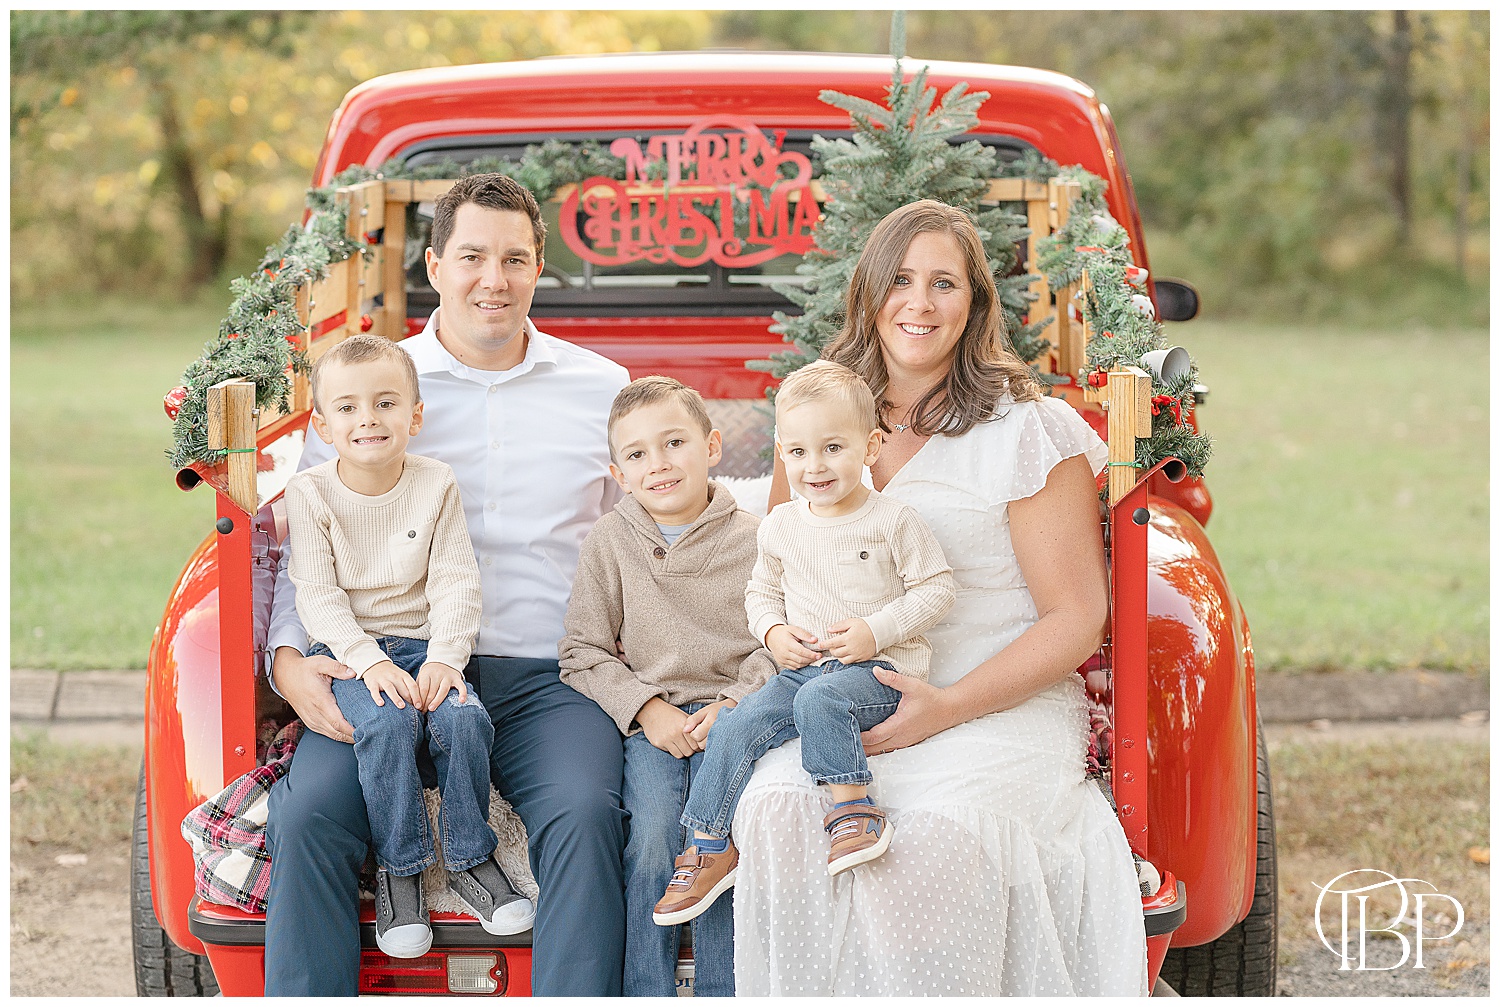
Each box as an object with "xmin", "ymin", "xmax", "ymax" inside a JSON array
[{"xmin": 180, "ymin": 719, "xmax": 303, "ymax": 913}]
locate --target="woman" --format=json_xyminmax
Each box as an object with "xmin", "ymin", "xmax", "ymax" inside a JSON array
[{"xmin": 733, "ymin": 199, "xmax": 1149, "ymax": 995}]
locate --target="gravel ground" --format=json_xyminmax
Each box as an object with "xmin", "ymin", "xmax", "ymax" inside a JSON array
[{"xmin": 11, "ymin": 718, "xmax": 1489, "ymax": 996}]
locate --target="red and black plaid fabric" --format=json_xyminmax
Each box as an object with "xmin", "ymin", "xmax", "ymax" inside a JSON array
[{"xmin": 180, "ymin": 720, "xmax": 302, "ymax": 913}]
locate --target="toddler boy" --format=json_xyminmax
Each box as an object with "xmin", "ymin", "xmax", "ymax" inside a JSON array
[
  {"xmin": 652, "ymin": 360, "xmax": 956, "ymax": 925},
  {"xmin": 284, "ymin": 335, "xmax": 533, "ymax": 959},
  {"xmin": 559, "ymin": 376, "xmax": 776, "ymax": 997}
]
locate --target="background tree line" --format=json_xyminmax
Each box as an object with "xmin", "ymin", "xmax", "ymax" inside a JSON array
[{"xmin": 10, "ymin": 9, "xmax": 1487, "ymax": 321}]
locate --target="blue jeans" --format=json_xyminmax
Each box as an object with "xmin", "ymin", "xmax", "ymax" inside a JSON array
[
  {"xmin": 679, "ymin": 660, "xmax": 902, "ymax": 839},
  {"xmin": 266, "ymin": 655, "xmax": 626, "ymax": 996},
  {"xmin": 319, "ymin": 637, "xmax": 496, "ymax": 876},
  {"xmin": 622, "ymin": 704, "xmax": 734, "ymax": 998}
]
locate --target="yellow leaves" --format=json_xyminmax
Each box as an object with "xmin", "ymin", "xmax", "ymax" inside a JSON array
[
  {"xmin": 1467, "ymin": 846, "xmax": 1488, "ymax": 865},
  {"xmin": 271, "ymin": 111, "xmax": 294, "ymax": 133},
  {"xmin": 118, "ymin": 66, "xmax": 137, "ymax": 86},
  {"xmin": 407, "ymin": 24, "xmax": 430, "ymax": 51},
  {"xmin": 138, "ymin": 159, "xmax": 160, "ymax": 185},
  {"xmin": 92, "ymin": 175, "xmax": 116, "ymax": 206},
  {"xmin": 212, "ymin": 169, "xmax": 243, "ymax": 205},
  {"xmin": 60, "ymin": 87, "xmax": 78, "ymax": 107},
  {"xmin": 193, "ymin": 97, "xmax": 215, "ymax": 121},
  {"xmin": 249, "ymin": 141, "xmax": 279, "ymax": 169},
  {"xmin": 229, "ymin": 95, "xmax": 249, "ymax": 116}
]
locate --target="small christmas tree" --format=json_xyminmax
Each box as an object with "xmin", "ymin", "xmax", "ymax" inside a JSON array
[{"xmin": 751, "ymin": 11, "xmax": 1048, "ymax": 387}]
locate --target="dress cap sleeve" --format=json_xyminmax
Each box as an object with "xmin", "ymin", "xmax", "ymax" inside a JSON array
[{"xmin": 992, "ymin": 396, "xmax": 1109, "ymax": 503}]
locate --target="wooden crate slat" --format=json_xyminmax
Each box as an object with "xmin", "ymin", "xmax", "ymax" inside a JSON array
[
  {"xmin": 294, "ymin": 258, "xmax": 353, "ymax": 329},
  {"xmin": 1105, "ymin": 366, "xmax": 1152, "ymax": 505},
  {"xmin": 206, "ymin": 379, "xmax": 258, "ymax": 515},
  {"xmin": 382, "ymin": 198, "xmax": 409, "ymax": 339},
  {"xmin": 410, "ymin": 179, "xmax": 458, "ymax": 202},
  {"xmin": 338, "ymin": 179, "xmax": 385, "ymax": 239}
]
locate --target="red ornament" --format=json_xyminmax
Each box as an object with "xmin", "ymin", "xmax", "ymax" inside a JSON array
[
  {"xmin": 1086, "ymin": 369, "xmax": 1109, "ymax": 388},
  {"xmin": 226, "ymin": 332, "xmax": 240, "ymax": 340},
  {"xmin": 163, "ymin": 386, "xmax": 188, "ymax": 420},
  {"xmin": 363, "ymin": 232, "xmax": 377, "ymax": 244},
  {"xmin": 360, "ymin": 314, "xmax": 374, "ymax": 332},
  {"xmin": 1151, "ymin": 394, "xmax": 1184, "ymax": 425},
  {"xmin": 1075, "ymin": 245, "xmax": 1105, "ymax": 253},
  {"xmin": 1125, "ymin": 265, "xmax": 1149, "ymax": 287},
  {"xmin": 1101, "ymin": 330, "xmax": 1115, "ymax": 339},
  {"xmin": 284, "ymin": 332, "xmax": 301, "ymax": 347}
]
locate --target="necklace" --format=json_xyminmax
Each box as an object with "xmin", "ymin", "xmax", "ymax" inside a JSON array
[{"xmin": 892, "ymin": 422, "xmax": 909, "ymax": 433}]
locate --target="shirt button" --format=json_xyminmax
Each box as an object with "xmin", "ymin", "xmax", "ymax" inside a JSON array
[
  {"xmin": 486, "ymin": 501, "xmax": 496, "ymax": 511},
  {"xmin": 483, "ymin": 618, "xmax": 491, "ymax": 628},
  {"xmin": 483, "ymin": 556, "xmax": 493, "ymax": 566},
  {"xmin": 860, "ymin": 550, "xmax": 869, "ymax": 560},
  {"xmin": 491, "ymin": 441, "xmax": 500, "ymax": 450},
  {"xmin": 653, "ymin": 546, "xmax": 666, "ymax": 559},
  {"xmin": 488, "ymin": 385, "xmax": 498, "ymax": 395}
]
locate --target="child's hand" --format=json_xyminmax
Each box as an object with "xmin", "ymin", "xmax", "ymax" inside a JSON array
[
  {"xmin": 362, "ymin": 660, "xmax": 416, "ymax": 709},
  {"xmin": 824, "ymin": 618, "xmax": 878, "ymax": 664},
  {"xmin": 683, "ymin": 699, "xmax": 737, "ymax": 751},
  {"xmin": 766, "ymin": 624, "xmax": 823, "ymax": 669},
  {"xmin": 636, "ymin": 697, "xmax": 696, "ymax": 758},
  {"xmin": 416, "ymin": 661, "xmax": 468, "ymax": 711}
]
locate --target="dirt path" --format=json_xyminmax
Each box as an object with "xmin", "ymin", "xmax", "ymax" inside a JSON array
[{"xmin": 9, "ymin": 720, "xmax": 1488, "ymax": 996}]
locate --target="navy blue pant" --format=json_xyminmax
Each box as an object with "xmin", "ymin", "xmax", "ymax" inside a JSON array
[{"xmin": 265, "ymin": 656, "xmax": 627, "ymax": 996}]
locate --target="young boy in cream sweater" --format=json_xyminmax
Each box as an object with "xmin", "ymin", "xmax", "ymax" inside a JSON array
[
  {"xmin": 559, "ymin": 376, "xmax": 776, "ymax": 997},
  {"xmin": 284, "ymin": 335, "xmax": 532, "ymax": 959},
  {"xmin": 651, "ymin": 360, "xmax": 956, "ymax": 927}
]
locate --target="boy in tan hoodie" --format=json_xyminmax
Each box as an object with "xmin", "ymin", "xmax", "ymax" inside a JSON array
[{"xmin": 559, "ymin": 376, "xmax": 775, "ymax": 998}]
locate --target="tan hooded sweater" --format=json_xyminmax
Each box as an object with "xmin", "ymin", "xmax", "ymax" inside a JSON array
[{"xmin": 559, "ymin": 480, "xmax": 777, "ymax": 736}]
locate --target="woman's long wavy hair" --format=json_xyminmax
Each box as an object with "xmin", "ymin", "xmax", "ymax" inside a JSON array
[{"xmin": 823, "ymin": 199, "xmax": 1041, "ymax": 437}]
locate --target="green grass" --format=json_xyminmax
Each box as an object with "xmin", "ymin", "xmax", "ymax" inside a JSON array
[
  {"xmin": 10, "ymin": 733, "xmax": 140, "ymax": 850},
  {"xmin": 1184, "ymin": 321, "xmax": 1488, "ymax": 672},
  {"xmin": 9, "ymin": 302, "xmax": 1490, "ymax": 671},
  {"xmin": 11, "ymin": 298, "xmax": 226, "ymax": 669}
]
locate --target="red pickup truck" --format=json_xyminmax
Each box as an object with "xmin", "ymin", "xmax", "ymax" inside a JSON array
[{"xmin": 136, "ymin": 51, "xmax": 1273, "ymax": 996}]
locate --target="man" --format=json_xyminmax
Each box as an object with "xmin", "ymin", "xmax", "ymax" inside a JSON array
[{"xmin": 264, "ymin": 173, "xmax": 630, "ymax": 995}]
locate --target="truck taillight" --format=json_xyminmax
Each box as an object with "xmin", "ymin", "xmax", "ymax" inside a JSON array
[{"xmin": 357, "ymin": 951, "xmax": 506, "ymax": 995}]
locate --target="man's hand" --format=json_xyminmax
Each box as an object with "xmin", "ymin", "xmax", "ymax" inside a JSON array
[
  {"xmin": 823, "ymin": 618, "xmax": 877, "ymax": 664},
  {"xmin": 272, "ymin": 646, "xmax": 357, "ymax": 743},
  {"xmin": 416, "ymin": 661, "xmax": 468, "ymax": 711},
  {"xmin": 683, "ymin": 699, "xmax": 736, "ymax": 751},
  {"xmin": 635, "ymin": 697, "xmax": 696, "ymax": 758},
  {"xmin": 860, "ymin": 665, "xmax": 959, "ymax": 756},
  {"xmin": 765, "ymin": 624, "xmax": 822, "ymax": 670},
  {"xmin": 362, "ymin": 660, "xmax": 416, "ymax": 709}
]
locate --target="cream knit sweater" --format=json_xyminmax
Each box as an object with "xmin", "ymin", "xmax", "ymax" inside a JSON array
[
  {"xmin": 559, "ymin": 481, "xmax": 777, "ymax": 736},
  {"xmin": 285, "ymin": 454, "xmax": 482, "ymax": 677},
  {"xmin": 745, "ymin": 491, "xmax": 956, "ymax": 681}
]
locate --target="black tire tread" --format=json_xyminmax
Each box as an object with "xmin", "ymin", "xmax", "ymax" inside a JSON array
[
  {"xmin": 1158, "ymin": 722, "xmax": 1278, "ymax": 996},
  {"xmin": 131, "ymin": 763, "xmax": 221, "ymax": 997}
]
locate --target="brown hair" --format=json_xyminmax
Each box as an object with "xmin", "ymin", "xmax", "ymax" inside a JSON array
[
  {"xmin": 430, "ymin": 173, "xmax": 546, "ymax": 262},
  {"xmin": 775, "ymin": 360, "xmax": 878, "ymax": 433},
  {"xmin": 823, "ymin": 198, "xmax": 1040, "ymax": 437},
  {"xmin": 310, "ymin": 335, "xmax": 421, "ymax": 412},
  {"xmin": 607, "ymin": 375, "xmax": 713, "ymax": 461}
]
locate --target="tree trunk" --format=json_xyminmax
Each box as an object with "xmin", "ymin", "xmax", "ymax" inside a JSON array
[
  {"xmin": 1387, "ymin": 11, "xmax": 1413, "ymax": 248},
  {"xmin": 148, "ymin": 72, "xmax": 227, "ymax": 289}
]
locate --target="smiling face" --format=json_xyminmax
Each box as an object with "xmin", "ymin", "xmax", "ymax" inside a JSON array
[
  {"xmin": 425, "ymin": 203, "xmax": 544, "ymax": 371},
  {"xmin": 776, "ymin": 398, "xmax": 882, "ymax": 517},
  {"xmin": 875, "ymin": 230, "xmax": 974, "ymax": 386},
  {"xmin": 310, "ymin": 357, "xmax": 424, "ymax": 494},
  {"xmin": 608, "ymin": 399, "xmax": 722, "ymax": 527}
]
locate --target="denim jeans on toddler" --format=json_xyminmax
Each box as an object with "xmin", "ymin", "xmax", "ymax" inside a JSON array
[
  {"xmin": 316, "ymin": 637, "xmax": 497, "ymax": 877},
  {"xmin": 622, "ymin": 702, "xmax": 733, "ymax": 997},
  {"xmin": 678, "ymin": 660, "xmax": 903, "ymax": 840}
]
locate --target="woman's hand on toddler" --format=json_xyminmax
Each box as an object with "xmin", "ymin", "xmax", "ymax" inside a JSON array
[
  {"xmin": 683, "ymin": 699, "xmax": 737, "ymax": 751},
  {"xmin": 636, "ymin": 697, "xmax": 698, "ymax": 759},
  {"xmin": 823, "ymin": 618, "xmax": 877, "ymax": 664},
  {"xmin": 766, "ymin": 624, "xmax": 823, "ymax": 669},
  {"xmin": 362, "ymin": 660, "xmax": 417, "ymax": 709},
  {"xmin": 416, "ymin": 661, "xmax": 468, "ymax": 711}
]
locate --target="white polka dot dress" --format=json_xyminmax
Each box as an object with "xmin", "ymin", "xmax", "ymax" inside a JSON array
[{"xmin": 732, "ymin": 397, "xmax": 1150, "ymax": 996}]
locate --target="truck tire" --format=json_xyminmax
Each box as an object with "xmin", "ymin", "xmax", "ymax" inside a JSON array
[
  {"xmin": 1158, "ymin": 723, "xmax": 1277, "ymax": 996},
  {"xmin": 131, "ymin": 764, "xmax": 220, "ymax": 997}
]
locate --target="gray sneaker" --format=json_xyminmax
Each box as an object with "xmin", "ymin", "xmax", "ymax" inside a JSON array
[
  {"xmin": 375, "ymin": 868, "xmax": 432, "ymax": 958},
  {"xmin": 448, "ymin": 857, "xmax": 535, "ymax": 936}
]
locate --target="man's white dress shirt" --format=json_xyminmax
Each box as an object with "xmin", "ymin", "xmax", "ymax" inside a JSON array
[{"xmin": 268, "ymin": 312, "xmax": 629, "ymax": 667}]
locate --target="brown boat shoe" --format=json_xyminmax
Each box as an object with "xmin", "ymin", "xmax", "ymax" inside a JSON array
[
  {"xmin": 651, "ymin": 842, "xmax": 740, "ymax": 926},
  {"xmin": 824, "ymin": 802, "xmax": 895, "ymax": 876}
]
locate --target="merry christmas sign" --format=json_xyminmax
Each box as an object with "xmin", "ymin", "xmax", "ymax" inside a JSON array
[{"xmin": 559, "ymin": 117, "xmax": 819, "ymax": 268}]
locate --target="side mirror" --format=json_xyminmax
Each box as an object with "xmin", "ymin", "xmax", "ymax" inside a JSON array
[{"xmin": 1153, "ymin": 278, "xmax": 1200, "ymax": 322}]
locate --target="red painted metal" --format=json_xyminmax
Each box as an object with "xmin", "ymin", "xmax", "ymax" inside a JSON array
[
  {"xmin": 1142, "ymin": 500, "xmax": 1257, "ymax": 946},
  {"xmin": 215, "ymin": 495, "xmax": 258, "ymax": 786},
  {"xmin": 146, "ymin": 531, "xmax": 222, "ymax": 955},
  {"xmin": 200, "ymin": 943, "xmax": 265, "ymax": 996}
]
